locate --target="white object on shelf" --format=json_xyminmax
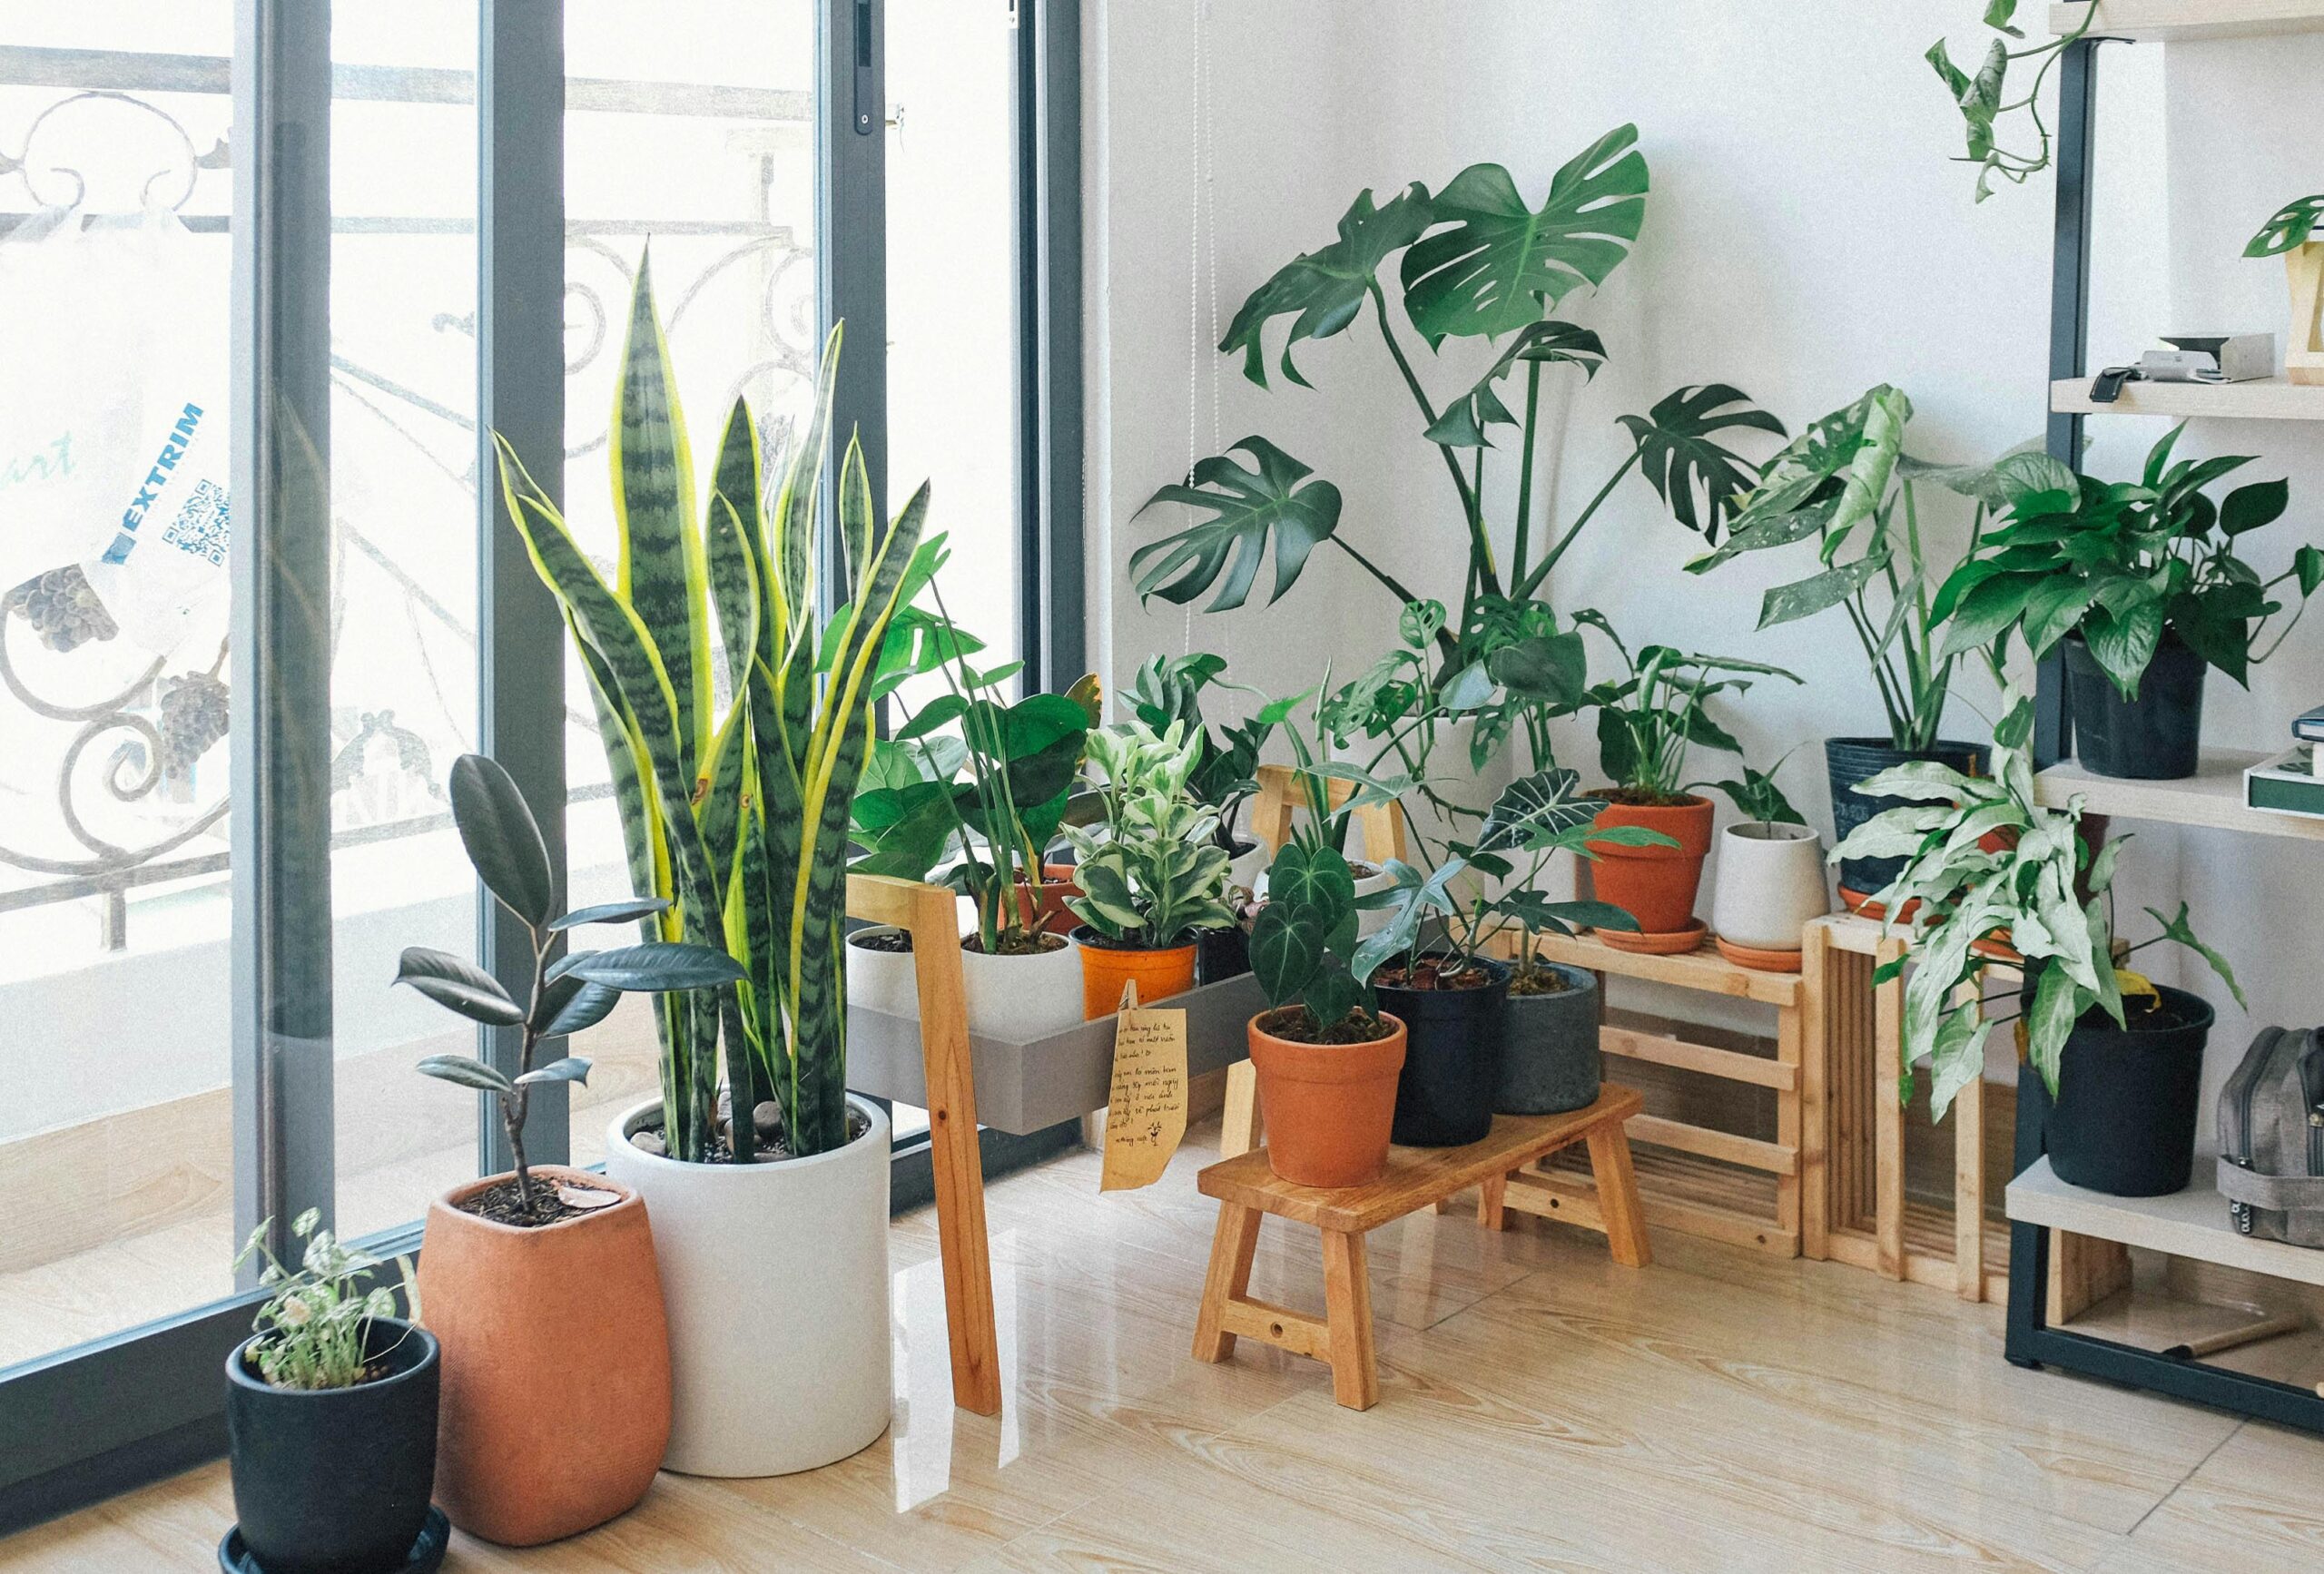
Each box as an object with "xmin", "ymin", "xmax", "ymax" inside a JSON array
[
  {"xmin": 2052, "ymin": 376, "xmax": 2324, "ymax": 422},
  {"xmin": 2052, "ymin": 1, "xmax": 2324, "ymax": 43},
  {"xmin": 2033, "ymin": 750, "xmax": 2324, "ymax": 841},
  {"xmin": 2008, "ymin": 1155, "xmax": 2324, "ymax": 1289}
]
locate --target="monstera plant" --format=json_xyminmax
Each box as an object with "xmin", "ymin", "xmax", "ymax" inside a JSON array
[{"xmin": 1131, "ymin": 124, "xmax": 1782, "ymax": 772}]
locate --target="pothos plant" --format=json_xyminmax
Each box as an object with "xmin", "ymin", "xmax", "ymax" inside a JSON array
[
  {"xmin": 1062, "ymin": 721, "xmax": 1238, "ymax": 948},
  {"xmin": 1576, "ymin": 612, "xmax": 1802, "ymax": 807},
  {"xmin": 1925, "ymin": 0, "xmax": 2094, "ymax": 202},
  {"xmin": 1131, "ymin": 124, "xmax": 1782, "ymax": 766},
  {"xmin": 1835, "ymin": 679, "xmax": 2243, "ymax": 1117}
]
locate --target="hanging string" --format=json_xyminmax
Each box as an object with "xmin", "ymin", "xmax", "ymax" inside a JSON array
[{"xmin": 1180, "ymin": 0, "xmax": 1206, "ymax": 658}]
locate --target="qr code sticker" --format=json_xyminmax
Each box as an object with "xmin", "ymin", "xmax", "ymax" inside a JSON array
[{"xmin": 160, "ymin": 479, "xmax": 230, "ymax": 566}]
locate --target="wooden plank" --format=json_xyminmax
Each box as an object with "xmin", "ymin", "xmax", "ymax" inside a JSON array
[
  {"xmin": 1798, "ymin": 925, "xmax": 1830, "ymax": 1259},
  {"xmin": 1191, "ymin": 1202, "xmax": 1263, "ymax": 1362},
  {"xmin": 1954, "ymin": 1058, "xmax": 1986, "ymax": 1303},
  {"xmin": 2053, "ymin": 1, "xmax": 2324, "ymax": 44},
  {"xmin": 2051, "ymin": 373, "xmax": 2324, "ymax": 420},
  {"xmin": 1196, "ymin": 1087, "xmax": 1644, "ymax": 1233},
  {"xmin": 1776, "ymin": 1002, "xmax": 1804, "ymax": 1248},
  {"xmin": 1630, "ymin": 1115, "xmax": 1797, "ymax": 1177},
  {"xmin": 1220, "ymin": 1059, "xmax": 1262, "ymax": 1159},
  {"xmin": 2007, "ymin": 1156, "xmax": 2324, "ymax": 1289},
  {"xmin": 1322, "ymin": 1230, "xmax": 1379, "ymax": 1409},
  {"xmin": 1598, "ymin": 1025, "xmax": 1796, "ymax": 1090},
  {"xmin": 1513, "ymin": 1167, "xmax": 1797, "ymax": 1257},
  {"xmin": 1526, "ymin": 930, "xmax": 1802, "ymax": 1008},
  {"xmin": 1587, "ymin": 1124, "xmax": 1652, "ymax": 1269},
  {"xmin": 2033, "ymin": 750, "xmax": 2324, "ymax": 841},
  {"xmin": 1217, "ymin": 1294, "xmax": 1330, "ymax": 1362},
  {"xmin": 1874, "ymin": 935, "xmax": 1906, "ymax": 1281},
  {"xmin": 2050, "ymin": 1230, "xmax": 2136, "ymax": 1324},
  {"xmin": 1477, "ymin": 1171, "xmax": 1509, "ymax": 1232}
]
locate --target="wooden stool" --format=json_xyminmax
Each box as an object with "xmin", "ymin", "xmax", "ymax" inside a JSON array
[{"xmin": 1191, "ymin": 1087, "xmax": 1648, "ymax": 1409}]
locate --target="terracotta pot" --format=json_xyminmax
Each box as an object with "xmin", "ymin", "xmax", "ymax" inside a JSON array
[
  {"xmin": 1585, "ymin": 793, "xmax": 1715, "ymax": 935},
  {"xmin": 1011, "ymin": 861, "xmax": 1083, "ymax": 939},
  {"xmin": 1246, "ymin": 1011, "xmax": 1407, "ymax": 1186},
  {"xmin": 1072, "ymin": 926, "xmax": 1197, "ymax": 1018},
  {"xmin": 419, "ymin": 1166, "xmax": 669, "ymax": 1545}
]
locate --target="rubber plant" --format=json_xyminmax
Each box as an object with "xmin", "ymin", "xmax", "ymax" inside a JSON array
[
  {"xmin": 1130, "ymin": 124, "xmax": 1782, "ymax": 770},
  {"xmin": 497, "ymin": 253, "xmax": 934, "ymax": 1161}
]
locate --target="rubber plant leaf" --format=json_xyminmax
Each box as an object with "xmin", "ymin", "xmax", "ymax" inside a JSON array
[
  {"xmin": 1617, "ymin": 384, "xmax": 1787, "ymax": 542},
  {"xmin": 1219, "ymin": 182, "xmax": 1434, "ymax": 388},
  {"xmin": 1400, "ymin": 126, "xmax": 1648, "ymax": 345},
  {"xmin": 448, "ymin": 753, "xmax": 556, "ymax": 929},
  {"xmin": 566, "ymin": 942, "xmax": 748, "ymax": 992},
  {"xmin": 394, "ymin": 946, "xmax": 527, "ymax": 1027},
  {"xmin": 1131, "ymin": 437, "xmax": 1344, "ymax": 611},
  {"xmin": 414, "ymin": 1054, "xmax": 517, "ymax": 1094},
  {"xmin": 549, "ymin": 895, "xmax": 670, "ymax": 931}
]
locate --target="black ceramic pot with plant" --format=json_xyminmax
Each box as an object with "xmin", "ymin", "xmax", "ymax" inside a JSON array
[
  {"xmin": 2030, "ymin": 983, "xmax": 2217, "ymax": 1197},
  {"xmin": 1376, "ymin": 954, "xmax": 1511, "ymax": 1146},
  {"xmin": 1493, "ymin": 960, "xmax": 1601, "ymax": 1116},
  {"xmin": 2062, "ymin": 633, "xmax": 2205, "ymax": 782},
  {"xmin": 1825, "ymin": 737, "xmax": 1989, "ymax": 907},
  {"xmin": 226, "ymin": 1316, "xmax": 442, "ymax": 1573}
]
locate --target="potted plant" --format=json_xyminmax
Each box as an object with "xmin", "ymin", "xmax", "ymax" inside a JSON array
[
  {"xmin": 1246, "ymin": 830, "xmax": 1406, "ymax": 1187},
  {"xmin": 1688, "ymin": 385, "xmax": 2003, "ymax": 906},
  {"xmin": 1578, "ymin": 612, "xmax": 1801, "ymax": 948},
  {"xmin": 847, "ymin": 592, "xmax": 1098, "ymax": 1039},
  {"xmin": 2244, "ymin": 194, "xmax": 2324, "ymax": 385},
  {"xmin": 1061, "ymin": 719, "xmax": 1238, "ymax": 1017},
  {"xmin": 394, "ymin": 754, "xmax": 736, "ymax": 1544},
  {"xmin": 500, "ymin": 257, "xmax": 930, "ymax": 1475},
  {"xmin": 224, "ymin": 1211, "xmax": 439, "ymax": 1574},
  {"xmin": 1698, "ymin": 758, "xmax": 1828, "ymax": 971},
  {"xmin": 1837, "ymin": 687, "xmax": 2244, "ymax": 1197},
  {"xmin": 1933, "ymin": 428, "xmax": 2320, "ymax": 781}
]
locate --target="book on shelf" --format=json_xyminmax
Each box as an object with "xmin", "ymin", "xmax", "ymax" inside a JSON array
[{"xmin": 2245, "ymin": 745, "xmax": 2324, "ymax": 819}]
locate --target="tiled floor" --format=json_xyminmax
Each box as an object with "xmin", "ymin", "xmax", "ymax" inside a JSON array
[{"xmin": 9, "ymin": 1117, "xmax": 2324, "ymax": 1571}]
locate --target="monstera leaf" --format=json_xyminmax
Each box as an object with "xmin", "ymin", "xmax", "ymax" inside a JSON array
[
  {"xmin": 1423, "ymin": 321, "xmax": 1608, "ymax": 448},
  {"xmin": 1131, "ymin": 437, "xmax": 1344, "ymax": 611},
  {"xmin": 1400, "ymin": 126, "xmax": 1649, "ymax": 345},
  {"xmin": 1617, "ymin": 384, "xmax": 1786, "ymax": 541},
  {"xmin": 1220, "ymin": 183, "xmax": 1434, "ymax": 388},
  {"xmin": 2244, "ymin": 193, "xmax": 2324, "ymax": 258}
]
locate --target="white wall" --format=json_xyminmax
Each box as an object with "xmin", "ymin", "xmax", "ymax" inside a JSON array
[{"xmin": 1087, "ymin": 3, "xmax": 2324, "ymax": 1075}]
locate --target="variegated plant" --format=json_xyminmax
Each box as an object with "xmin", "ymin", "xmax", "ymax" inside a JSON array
[
  {"xmin": 496, "ymin": 253, "xmax": 936, "ymax": 1161},
  {"xmin": 1063, "ymin": 721, "xmax": 1237, "ymax": 947}
]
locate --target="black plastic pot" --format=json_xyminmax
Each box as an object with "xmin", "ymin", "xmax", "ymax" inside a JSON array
[
  {"xmin": 227, "ymin": 1317, "xmax": 440, "ymax": 1574},
  {"xmin": 2063, "ymin": 632, "xmax": 2205, "ymax": 782},
  {"xmin": 1194, "ymin": 923, "xmax": 1250, "ymax": 984},
  {"xmin": 1494, "ymin": 962, "xmax": 1600, "ymax": 1116},
  {"xmin": 1825, "ymin": 736, "xmax": 1988, "ymax": 902},
  {"xmin": 2032, "ymin": 983, "xmax": 2216, "ymax": 1197},
  {"xmin": 1377, "ymin": 955, "xmax": 1510, "ymax": 1146}
]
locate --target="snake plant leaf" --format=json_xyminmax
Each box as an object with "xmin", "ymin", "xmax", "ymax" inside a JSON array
[
  {"xmin": 567, "ymin": 942, "xmax": 747, "ymax": 991},
  {"xmin": 1423, "ymin": 321, "xmax": 1607, "ymax": 448},
  {"xmin": 707, "ymin": 399, "xmax": 766, "ymax": 692},
  {"xmin": 1131, "ymin": 437, "xmax": 1344, "ymax": 611},
  {"xmin": 1250, "ymin": 900, "xmax": 1327, "ymax": 1012},
  {"xmin": 1400, "ymin": 127, "xmax": 1649, "ymax": 345},
  {"xmin": 448, "ymin": 753, "xmax": 556, "ymax": 929},
  {"xmin": 1220, "ymin": 182, "xmax": 1434, "ymax": 388},
  {"xmin": 609, "ymin": 249, "xmax": 711, "ymax": 772},
  {"xmin": 414, "ymin": 1054, "xmax": 516, "ymax": 1095},
  {"xmin": 516, "ymin": 1056, "xmax": 594, "ymax": 1088},
  {"xmin": 2245, "ymin": 193, "xmax": 2324, "ymax": 258},
  {"xmin": 1617, "ymin": 384, "xmax": 1787, "ymax": 541},
  {"xmin": 394, "ymin": 947, "xmax": 527, "ymax": 1027},
  {"xmin": 549, "ymin": 896, "xmax": 671, "ymax": 931}
]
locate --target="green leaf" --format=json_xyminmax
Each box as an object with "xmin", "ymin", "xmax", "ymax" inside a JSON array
[
  {"xmin": 1982, "ymin": 0, "xmax": 2023, "ymax": 36},
  {"xmin": 2083, "ymin": 599, "xmax": 2164, "ymax": 696},
  {"xmin": 2245, "ymin": 193, "xmax": 2324, "ymax": 258},
  {"xmin": 1221, "ymin": 183, "xmax": 1434, "ymax": 387},
  {"xmin": 515, "ymin": 1056, "xmax": 593, "ymax": 1088},
  {"xmin": 448, "ymin": 754, "xmax": 556, "ymax": 929},
  {"xmin": 541, "ymin": 979, "xmax": 621, "ymax": 1038},
  {"xmin": 394, "ymin": 947, "xmax": 526, "ymax": 1027},
  {"xmin": 1991, "ymin": 451, "xmax": 2080, "ymax": 511},
  {"xmin": 2220, "ymin": 477, "xmax": 2290, "ymax": 536},
  {"xmin": 1301, "ymin": 957, "xmax": 1368, "ymax": 1031},
  {"xmin": 1250, "ymin": 901, "xmax": 1325, "ymax": 1011},
  {"xmin": 1473, "ymin": 767, "xmax": 1596, "ymax": 853},
  {"xmin": 1423, "ymin": 321, "xmax": 1608, "ymax": 448},
  {"xmin": 566, "ymin": 942, "xmax": 746, "ymax": 992},
  {"xmin": 1400, "ymin": 126, "xmax": 1649, "ymax": 344},
  {"xmin": 1485, "ymin": 631, "xmax": 1586, "ymax": 711},
  {"xmin": 1439, "ymin": 662, "xmax": 1497, "ymax": 713},
  {"xmin": 2145, "ymin": 902, "xmax": 2248, "ymax": 1010},
  {"xmin": 549, "ymin": 896, "xmax": 670, "ymax": 931},
  {"xmin": 2021, "ymin": 575, "xmax": 2102, "ymax": 655},
  {"xmin": 1939, "ymin": 571, "xmax": 2043, "ymax": 657},
  {"xmin": 415, "ymin": 1054, "xmax": 515, "ymax": 1095},
  {"xmin": 1759, "ymin": 558, "xmax": 1880, "ymax": 629},
  {"xmin": 1617, "ymin": 384, "xmax": 1787, "ymax": 540},
  {"xmin": 1131, "ymin": 438, "xmax": 1344, "ymax": 612}
]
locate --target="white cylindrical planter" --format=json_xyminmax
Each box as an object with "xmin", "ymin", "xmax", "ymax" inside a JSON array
[
  {"xmin": 846, "ymin": 928, "xmax": 919, "ymax": 1018},
  {"xmin": 1710, "ymin": 821, "xmax": 1830, "ymax": 954},
  {"xmin": 606, "ymin": 1097, "xmax": 891, "ymax": 1477},
  {"xmin": 846, "ymin": 926, "xmax": 1084, "ymax": 1039}
]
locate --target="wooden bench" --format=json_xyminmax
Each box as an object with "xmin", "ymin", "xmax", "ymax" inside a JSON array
[{"xmin": 1191, "ymin": 1086, "xmax": 1649, "ymax": 1409}]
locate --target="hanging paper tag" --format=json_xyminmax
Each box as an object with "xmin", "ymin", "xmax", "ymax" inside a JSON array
[{"xmin": 1098, "ymin": 978, "xmax": 1188, "ymax": 1192}]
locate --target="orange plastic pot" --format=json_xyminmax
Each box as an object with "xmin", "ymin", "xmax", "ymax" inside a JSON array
[
  {"xmin": 1012, "ymin": 861, "xmax": 1083, "ymax": 939},
  {"xmin": 418, "ymin": 1167, "xmax": 670, "ymax": 1546},
  {"xmin": 1247, "ymin": 1011, "xmax": 1407, "ymax": 1187},
  {"xmin": 1586, "ymin": 793, "xmax": 1715, "ymax": 936},
  {"xmin": 1072, "ymin": 927, "xmax": 1196, "ymax": 1018}
]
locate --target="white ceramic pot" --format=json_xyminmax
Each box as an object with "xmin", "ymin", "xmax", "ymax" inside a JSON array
[
  {"xmin": 846, "ymin": 926, "xmax": 1085, "ymax": 1039},
  {"xmin": 1710, "ymin": 821, "xmax": 1831, "ymax": 952},
  {"xmin": 605, "ymin": 1097, "xmax": 891, "ymax": 1477}
]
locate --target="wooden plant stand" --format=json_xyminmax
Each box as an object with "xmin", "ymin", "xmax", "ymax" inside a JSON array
[{"xmin": 1192, "ymin": 1087, "xmax": 1647, "ymax": 1409}]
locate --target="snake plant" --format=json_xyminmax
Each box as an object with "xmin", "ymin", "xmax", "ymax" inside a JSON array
[{"xmin": 497, "ymin": 253, "xmax": 935, "ymax": 1161}]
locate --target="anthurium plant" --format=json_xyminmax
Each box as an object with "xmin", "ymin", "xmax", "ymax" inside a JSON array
[
  {"xmin": 1933, "ymin": 427, "xmax": 2322, "ymax": 696},
  {"xmin": 1249, "ymin": 829, "xmax": 1389, "ymax": 1045},
  {"xmin": 1062, "ymin": 721, "xmax": 1238, "ymax": 948},
  {"xmin": 396, "ymin": 754, "xmax": 744, "ymax": 1217},
  {"xmin": 1577, "ymin": 612, "xmax": 1802, "ymax": 806}
]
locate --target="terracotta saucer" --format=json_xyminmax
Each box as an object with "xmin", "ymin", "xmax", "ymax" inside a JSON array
[
  {"xmin": 1596, "ymin": 917, "xmax": 1709, "ymax": 956},
  {"xmin": 1838, "ymin": 888, "xmax": 1921, "ymax": 923},
  {"xmin": 1714, "ymin": 937, "xmax": 1805, "ymax": 973}
]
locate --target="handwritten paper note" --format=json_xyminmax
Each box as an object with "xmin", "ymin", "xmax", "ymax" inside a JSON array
[{"xmin": 1099, "ymin": 979, "xmax": 1188, "ymax": 1192}]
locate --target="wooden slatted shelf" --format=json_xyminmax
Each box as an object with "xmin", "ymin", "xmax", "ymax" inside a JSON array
[
  {"xmin": 2052, "ymin": 1, "xmax": 2324, "ymax": 43},
  {"xmin": 2051, "ymin": 376, "xmax": 2324, "ymax": 422}
]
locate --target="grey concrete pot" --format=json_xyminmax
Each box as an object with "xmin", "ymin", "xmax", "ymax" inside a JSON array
[{"xmin": 1492, "ymin": 962, "xmax": 1601, "ymax": 1116}]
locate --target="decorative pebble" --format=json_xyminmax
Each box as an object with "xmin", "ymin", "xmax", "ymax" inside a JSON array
[
  {"xmin": 630, "ymin": 1129, "xmax": 666, "ymax": 1156},
  {"xmin": 558, "ymin": 1184, "xmax": 619, "ymax": 1210},
  {"xmin": 753, "ymin": 1100, "xmax": 783, "ymax": 1134}
]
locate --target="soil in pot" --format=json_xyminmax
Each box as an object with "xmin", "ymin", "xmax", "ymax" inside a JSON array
[
  {"xmin": 1585, "ymin": 792, "xmax": 1714, "ymax": 936},
  {"xmin": 448, "ymin": 1173, "xmax": 623, "ymax": 1228},
  {"xmin": 227, "ymin": 1316, "xmax": 439, "ymax": 1574},
  {"xmin": 421, "ymin": 1167, "xmax": 669, "ymax": 1547},
  {"xmin": 1495, "ymin": 961, "xmax": 1600, "ymax": 1116},
  {"xmin": 1826, "ymin": 737, "xmax": 1987, "ymax": 903},
  {"xmin": 2063, "ymin": 632, "xmax": 2205, "ymax": 781},
  {"xmin": 1247, "ymin": 1007, "xmax": 1407, "ymax": 1187},
  {"xmin": 1375, "ymin": 954, "xmax": 1511, "ymax": 1146},
  {"xmin": 2034, "ymin": 983, "xmax": 2216, "ymax": 1197},
  {"xmin": 1072, "ymin": 925, "xmax": 1197, "ymax": 1018}
]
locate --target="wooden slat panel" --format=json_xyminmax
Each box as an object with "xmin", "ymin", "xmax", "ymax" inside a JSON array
[
  {"xmin": 1599, "ymin": 1026, "xmax": 1796, "ymax": 1090},
  {"xmin": 1526, "ymin": 930, "xmax": 1802, "ymax": 1008},
  {"xmin": 2051, "ymin": 0, "xmax": 2324, "ymax": 42},
  {"xmin": 1218, "ymin": 1295, "xmax": 1330, "ymax": 1362},
  {"xmin": 1512, "ymin": 1168, "xmax": 1797, "ymax": 1257},
  {"xmin": 1630, "ymin": 1115, "xmax": 1796, "ymax": 1176}
]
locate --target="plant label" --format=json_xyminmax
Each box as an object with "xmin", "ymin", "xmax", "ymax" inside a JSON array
[{"xmin": 1099, "ymin": 979, "xmax": 1188, "ymax": 1192}]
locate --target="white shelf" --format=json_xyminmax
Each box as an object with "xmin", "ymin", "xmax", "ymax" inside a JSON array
[
  {"xmin": 2053, "ymin": 1, "xmax": 2324, "ymax": 43},
  {"xmin": 2008, "ymin": 1156, "xmax": 2324, "ymax": 1287},
  {"xmin": 2052, "ymin": 376, "xmax": 2324, "ymax": 422},
  {"xmin": 2034, "ymin": 750, "xmax": 2324, "ymax": 841}
]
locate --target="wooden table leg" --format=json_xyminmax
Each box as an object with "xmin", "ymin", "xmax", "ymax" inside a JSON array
[
  {"xmin": 1321, "ymin": 1228, "xmax": 1379, "ymax": 1410},
  {"xmin": 1192, "ymin": 1203, "xmax": 1263, "ymax": 1363},
  {"xmin": 1586, "ymin": 1123, "xmax": 1652, "ymax": 1269},
  {"xmin": 1954, "ymin": 1043, "xmax": 1986, "ymax": 1303},
  {"xmin": 1221, "ymin": 1059, "xmax": 1262, "ymax": 1159},
  {"xmin": 1477, "ymin": 1171, "xmax": 1509, "ymax": 1231},
  {"xmin": 1798, "ymin": 924, "xmax": 1830, "ymax": 1260},
  {"xmin": 1775, "ymin": 1000, "xmax": 1803, "ymax": 1260},
  {"xmin": 1874, "ymin": 935, "xmax": 1906, "ymax": 1282}
]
